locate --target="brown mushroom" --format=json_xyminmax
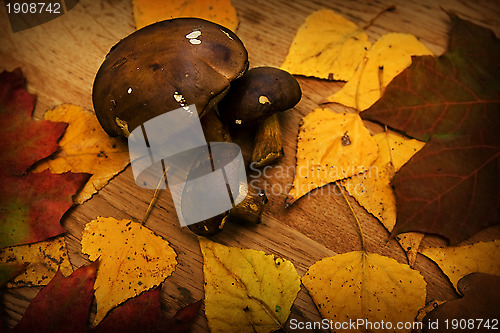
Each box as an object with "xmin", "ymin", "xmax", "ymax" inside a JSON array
[
  {"xmin": 92, "ymin": 18, "xmax": 248, "ymax": 137},
  {"xmin": 218, "ymin": 66, "xmax": 301, "ymax": 127}
]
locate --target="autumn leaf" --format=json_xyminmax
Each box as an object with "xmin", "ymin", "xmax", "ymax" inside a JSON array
[
  {"xmin": 33, "ymin": 104, "xmax": 129, "ymax": 204},
  {"xmin": 340, "ymin": 132, "xmax": 425, "ymax": 265},
  {"xmin": 361, "ymin": 14, "xmax": 500, "ymax": 244},
  {"xmin": 423, "ymin": 273, "xmax": 500, "ymax": 333},
  {"xmin": 281, "ymin": 9, "xmax": 371, "ymax": 81},
  {"xmin": 286, "ymin": 109, "xmax": 378, "ymax": 207},
  {"xmin": 12, "ymin": 261, "xmax": 98, "ymax": 333},
  {"xmin": 199, "ymin": 237, "xmax": 301, "ymax": 333},
  {"xmin": 327, "ymin": 33, "xmax": 433, "ymax": 111},
  {"xmin": 0, "ymin": 236, "xmax": 73, "ymax": 287},
  {"xmin": 0, "ymin": 263, "xmax": 27, "ymax": 287},
  {"xmin": 302, "ymin": 251, "xmax": 426, "ymax": 332},
  {"xmin": 81, "ymin": 217, "xmax": 177, "ymax": 325},
  {"xmin": 0, "ymin": 69, "xmax": 90, "ymax": 249},
  {"xmin": 133, "ymin": 0, "xmax": 238, "ymax": 31},
  {"xmin": 420, "ymin": 240, "xmax": 500, "ymax": 292}
]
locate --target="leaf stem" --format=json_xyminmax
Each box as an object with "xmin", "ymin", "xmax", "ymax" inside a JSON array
[
  {"xmin": 338, "ymin": 183, "xmax": 366, "ymax": 251},
  {"xmin": 363, "ymin": 5, "xmax": 396, "ymax": 30},
  {"xmin": 140, "ymin": 164, "xmax": 169, "ymax": 225}
]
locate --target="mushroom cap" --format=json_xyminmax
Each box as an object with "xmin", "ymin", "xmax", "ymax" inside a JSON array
[
  {"xmin": 92, "ymin": 18, "xmax": 248, "ymax": 137},
  {"xmin": 218, "ymin": 66, "xmax": 302, "ymax": 127}
]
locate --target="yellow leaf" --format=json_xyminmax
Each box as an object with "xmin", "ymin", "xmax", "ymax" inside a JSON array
[
  {"xmin": 303, "ymin": 251, "xmax": 426, "ymax": 332},
  {"xmin": 340, "ymin": 132, "xmax": 425, "ymax": 265},
  {"xmin": 34, "ymin": 104, "xmax": 129, "ymax": 204},
  {"xmin": 327, "ymin": 33, "xmax": 433, "ymax": 111},
  {"xmin": 286, "ymin": 109, "xmax": 378, "ymax": 206},
  {"xmin": 133, "ymin": 0, "xmax": 239, "ymax": 31},
  {"xmin": 81, "ymin": 217, "xmax": 177, "ymax": 325},
  {"xmin": 420, "ymin": 240, "xmax": 500, "ymax": 292},
  {"xmin": 281, "ymin": 9, "xmax": 371, "ymax": 81},
  {"xmin": 0, "ymin": 236, "xmax": 73, "ymax": 288},
  {"xmin": 199, "ymin": 237, "xmax": 301, "ymax": 333}
]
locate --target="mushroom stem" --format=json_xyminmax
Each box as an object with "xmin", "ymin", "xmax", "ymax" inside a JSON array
[{"xmin": 251, "ymin": 113, "xmax": 284, "ymax": 168}]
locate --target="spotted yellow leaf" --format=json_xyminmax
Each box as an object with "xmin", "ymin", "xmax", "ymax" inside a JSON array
[
  {"xmin": 420, "ymin": 240, "xmax": 500, "ymax": 292},
  {"xmin": 303, "ymin": 251, "xmax": 426, "ymax": 332},
  {"xmin": 341, "ymin": 132, "xmax": 425, "ymax": 265},
  {"xmin": 133, "ymin": 0, "xmax": 239, "ymax": 31},
  {"xmin": 281, "ymin": 9, "xmax": 371, "ymax": 81},
  {"xmin": 199, "ymin": 237, "xmax": 301, "ymax": 333},
  {"xmin": 286, "ymin": 109, "xmax": 378, "ymax": 207},
  {"xmin": 0, "ymin": 236, "xmax": 73, "ymax": 287},
  {"xmin": 81, "ymin": 217, "xmax": 177, "ymax": 325},
  {"xmin": 327, "ymin": 33, "xmax": 433, "ymax": 111},
  {"xmin": 34, "ymin": 104, "xmax": 129, "ymax": 204}
]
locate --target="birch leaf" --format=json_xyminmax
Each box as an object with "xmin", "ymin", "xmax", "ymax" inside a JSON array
[
  {"xmin": 341, "ymin": 132, "xmax": 425, "ymax": 265},
  {"xmin": 327, "ymin": 33, "xmax": 432, "ymax": 111},
  {"xmin": 281, "ymin": 9, "xmax": 371, "ymax": 81},
  {"xmin": 81, "ymin": 217, "xmax": 177, "ymax": 325},
  {"xmin": 33, "ymin": 104, "xmax": 129, "ymax": 204},
  {"xmin": 199, "ymin": 237, "xmax": 301, "ymax": 333},
  {"xmin": 0, "ymin": 236, "xmax": 73, "ymax": 287},
  {"xmin": 286, "ymin": 109, "xmax": 378, "ymax": 207},
  {"xmin": 303, "ymin": 251, "xmax": 426, "ymax": 332},
  {"xmin": 420, "ymin": 240, "xmax": 500, "ymax": 292}
]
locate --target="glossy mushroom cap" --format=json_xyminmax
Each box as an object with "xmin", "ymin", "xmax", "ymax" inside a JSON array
[
  {"xmin": 218, "ymin": 66, "xmax": 302, "ymax": 127},
  {"xmin": 92, "ymin": 18, "xmax": 249, "ymax": 137}
]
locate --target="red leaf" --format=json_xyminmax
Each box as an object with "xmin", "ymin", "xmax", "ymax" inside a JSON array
[
  {"xmin": 92, "ymin": 287, "xmax": 162, "ymax": 333},
  {"xmin": 0, "ymin": 68, "xmax": 67, "ymax": 175},
  {"xmin": 423, "ymin": 273, "xmax": 500, "ymax": 333},
  {"xmin": 361, "ymin": 14, "xmax": 500, "ymax": 244},
  {"xmin": 12, "ymin": 262, "xmax": 98, "ymax": 333},
  {"xmin": 0, "ymin": 69, "xmax": 90, "ymax": 249}
]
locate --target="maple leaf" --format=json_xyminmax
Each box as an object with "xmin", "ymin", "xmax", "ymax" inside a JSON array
[
  {"xmin": 420, "ymin": 240, "xmax": 500, "ymax": 292},
  {"xmin": 199, "ymin": 237, "xmax": 301, "ymax": 333},
  {"xmin": 81, "ymin": 217, "xmax": 177, "ymax": 325},
  {"xmin": 0, "ymin": 236, "xmax": 73, "ymax": 287},
  {"xmin": 12, "ymin": 261, "xmax": 98, "ymax": 333},
  {"xmin": 0, "ymin": 69, "xmax": 90, "ymax": 249},
  {"xmin": 302, "ymin": 251, "xmax": 427, "ymax": 332},
  {"xmin": 33, "ymin": 104, "xmax": 130, "ymax": 204},
  {"xmin": 423, "ymin": 273, "xmax": 500, "ymax": 333},
  {"xmin": 133, "ymin": 0, "xmax": 238, "ymax": 31},
  {"xmin": 361, "ymin": 14, "xmax": 500, "ymax": 244},
  {"xmin": 280, "ymin": 9, "xmax": 371, "ymax": 81},
  {"xmin": 286, "ymin": 109, "xmax": 378, "ymax": 207}
]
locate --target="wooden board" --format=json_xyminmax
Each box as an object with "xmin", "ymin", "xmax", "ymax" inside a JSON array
[{"xmin": 1, "ymin": 0, "xmax": 500, "ymax": 331}]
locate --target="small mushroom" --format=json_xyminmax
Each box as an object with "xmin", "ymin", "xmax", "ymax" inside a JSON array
[
  {"xmin": 92, "ymin": 18, "xmax": 248, "ymax": 137},
  {"xmin": 218, "ymin": 66, "xmax": 302, "ymax": 127}
]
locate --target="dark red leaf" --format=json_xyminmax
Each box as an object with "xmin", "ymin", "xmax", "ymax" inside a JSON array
[
  {"xmin": 361, "ymin": 14, "xmax": 500, "ymax": 244},
  {"xmin": 423, "ymin": 273, "xmax": 500, "ymax": 333},
  {"xmin": 0, "ymin": 69, "xmax": 90, "ymax": 249},
  {"xmin": 12, "ymin": 262, "xmax": 98, "ymax": 333},
  {"xmin": 0, "ymin": 68, "xmax": 67, "ymax": 175},
  {"xmin": 92, "ymin": 287, "xmax": 162, "ymax": 333},
  {"xmin": 154, "ymin": 300, "xmax": 202, "ymax": 333}
]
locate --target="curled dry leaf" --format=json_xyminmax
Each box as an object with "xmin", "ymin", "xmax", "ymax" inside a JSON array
[
  {"xmin": 420, "ymin": 240, "xmax": 500, "ymax": 292},
  {"xmin": 281, "ymin": 9, "xmax": 371, "ymax": 81},
  {"xmin": 199, "ymin": 237, "xmax": 301, "ymax": 333},
  {"xmin": 0, "ymin": 235, "xmax": 73, "ymax": 287},
  {"xmin": 33, "ymin": 104, "xmax": 130, "ymax": 204},
  {"xmin": 286, "ymin": 109, "xmax": 378, "ymax": 207},
  {"xmin": 302, "ymin": 251, "xmax": 426, "ymax": 332},
  {"xmin": 340, "ymin": 132, "xmax": 425, "ymax": 265},
  {"xmin": 81, "ymin": 217, "xmax": 177, "ymax": 325},
  {"xmin": 133, "ymin": 0, "xmax": 239, "ymax": 31},
  {"xmin": 327, "ymin": 33, "xmax": 433, "ymax": 111}
]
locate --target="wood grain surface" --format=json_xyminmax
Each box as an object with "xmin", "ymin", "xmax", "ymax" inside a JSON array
[{"xmin": 1, "ymin": 0, "xmax": 500, "ymax": 331}]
